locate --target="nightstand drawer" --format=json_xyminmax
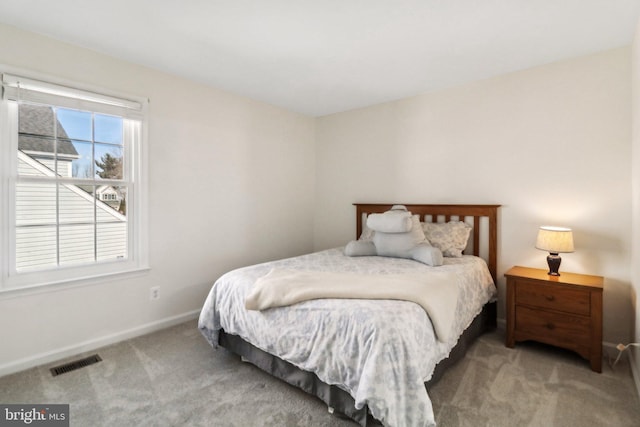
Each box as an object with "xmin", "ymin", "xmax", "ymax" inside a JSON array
[
  {"xmin": 515, "ymin": 280, "xmax": 590, "ymax": 316},
  {"xmin": 515, "ymin": 306, "xmax": 590, "ymax": 348}
]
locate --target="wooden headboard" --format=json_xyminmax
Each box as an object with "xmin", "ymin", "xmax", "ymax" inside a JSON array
[{"xmin": 354, "ymin": 204, "xmax": 500, "ymax": 283}]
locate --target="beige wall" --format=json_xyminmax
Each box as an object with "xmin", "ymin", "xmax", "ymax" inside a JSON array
[
  {"xmin": 631, "ymin": 17, "xmax": 640, "ymax": 384},
  {"xmin": 0, "ymin": 24, "xmax": 316, "ymax": 373},
  {"xmin": 315, "ymin": 47, "xmax": 632, "ymax": 345}
]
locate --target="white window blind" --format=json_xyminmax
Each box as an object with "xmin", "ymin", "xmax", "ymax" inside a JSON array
[{"xmin": 2, "ymin": 74, "xmax": 143, "ymax": 119}]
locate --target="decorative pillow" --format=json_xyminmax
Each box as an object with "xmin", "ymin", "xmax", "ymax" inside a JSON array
[
  {"xmin": 366, "ymin": 210, "xmax": 412, "ymax": 233},
  {"xmin": 347, "ymin": 207, "xmax": 443, "ymax": 266},
  {"xmin": 422, "ymin": 221, "xmax": 472, "ymax": 257},
  {"xmin": 373, "ymin": 215, "xmax": 427, "ymax": 258},
  {"xmin": 359, "ymin": 213, "xmax": 418, "ymax": 242}
]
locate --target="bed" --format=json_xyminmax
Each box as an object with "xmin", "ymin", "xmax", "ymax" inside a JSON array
[{"xmin": 199, "ymin": 203, "xmax": 500, "ymax": 427}]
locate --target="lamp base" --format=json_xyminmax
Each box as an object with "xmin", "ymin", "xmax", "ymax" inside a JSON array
[{"xmin": 547, "ymin": 253, "xmax": 562, "ymax": 276}]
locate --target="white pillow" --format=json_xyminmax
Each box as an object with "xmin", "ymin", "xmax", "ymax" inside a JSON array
[
  {"xmin": 359, "ymin": 206, "xmax": 412, "ymax": 240},
  {"xmin": 373, "ymin": 215, "xmax": 427, "ymax": 258},
  {"xmin": 422, "ymin": 221, "xmax": 472, "ymax": 257},
  {"xmin": 366, "ymin": 210, "xmax": 412, "ymax": 233},
  {"xmin": 360, "ymin": 214, "xmax": 421, "ymax": 241}
]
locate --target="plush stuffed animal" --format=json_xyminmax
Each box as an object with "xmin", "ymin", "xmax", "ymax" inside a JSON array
[{"xmin": 344, "ymin": 205, "xmax": 443, "ymax": 266}]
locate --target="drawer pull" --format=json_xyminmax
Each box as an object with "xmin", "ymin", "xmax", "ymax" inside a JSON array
[{"xmin": 545, "ymin": 295, "xmax": 555, "ymax": 302}]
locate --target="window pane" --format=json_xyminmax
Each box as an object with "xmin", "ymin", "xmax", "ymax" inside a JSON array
[
  {"xmin": 58, "ymin": 183, "xmax": 95, "ymax": 226},
  {"xmin": 15, "ymin": 181, "xmax": 57, "ymax": 272},
  {"xmin": 16, "ymin": 181, "xmax": 56, "ymax": 227},
  {"xmin": 97, "ymin": 222, "xmax": 127, "ymax": 261},
  {"xmin": 95, "ymin": 144, "xmax": 123, "ymax": 180},
  {"xmin": 97, "ymin": 185, "xmax": 127, "ymax": 261},
  {"xmin": 59, "ymin": 224, "xmax": 95, "ymax": 266},
  {"xmin": 56, "ymin": 108, "xmax": 92, "ymax": 141},
  {"xmin": 16, "ymin": 225, "xmax": 57, "ymax": 271},
  {"xmin": 97, "ymin": 185, "xmax": 126, "ymax": 214},
  {"xmin": 68, "ymin": 140, "xmax": 93, "ymax": 179},
  {"xmin": 19, "ymin": 103, "xmax": 55, "ymax": 137},
  {"xmin": 18, "ymin": 136, "xmax": 56, "ymax": 175},
  {"xmin": 95, "ymin": 114, "xmax": 123, "ymax": 144}
]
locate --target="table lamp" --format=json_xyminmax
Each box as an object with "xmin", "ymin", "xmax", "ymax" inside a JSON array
[{"xmin": 535, "ymin": 226, "xmax": 574, "ymax": 276}]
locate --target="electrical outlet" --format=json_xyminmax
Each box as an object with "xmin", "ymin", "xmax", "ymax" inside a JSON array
[{"xmin": 150, "ymin": 286, "xmax": 160, "ymax": 300}]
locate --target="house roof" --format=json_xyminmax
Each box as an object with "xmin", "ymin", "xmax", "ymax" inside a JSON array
[{"xmin": 18, "ymin": 103, "xmax": 78, "ymax": 156}]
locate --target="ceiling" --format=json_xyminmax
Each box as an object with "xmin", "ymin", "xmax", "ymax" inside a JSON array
[{"xmin": 0, "ymin": 0, "xmax": 639, "ymax": 117}]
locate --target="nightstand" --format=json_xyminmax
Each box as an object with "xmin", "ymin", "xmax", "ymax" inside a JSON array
[{"xmin": 505, "ymin": 266, "xmax": 604, "ymax": 373}]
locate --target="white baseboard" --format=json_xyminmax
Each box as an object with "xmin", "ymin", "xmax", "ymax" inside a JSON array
[{"xmin": 0, "ymin": 309, "xmax": 200, "ymax": 377}]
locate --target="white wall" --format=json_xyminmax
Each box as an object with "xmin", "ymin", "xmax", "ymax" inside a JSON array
[
  {"xmin": 315, "ymin": 48, "xmax": 632, "ymax": 345},
  {"xmin": 0, "ymin": 24, "xmax": 316, "ymax": 374},
  {"xmin": 631, "ymin": 17, "xmax": 640, "ymax": 387}
]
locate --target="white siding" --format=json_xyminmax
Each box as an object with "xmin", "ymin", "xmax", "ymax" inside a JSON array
[
  {"xmin": 59, "ymin": 224, "xmax": 94, "ymax": 265},
  {"xmin": 15, "ymin": 226, "xmax": 57, "ymax": 270},
  {"xmin": 15, "ymin": 154, "xmax": 127, "ymax": 271},
  {"xmin": 18, "ymin": 158, "xmax": 46, "ymax": 176},
  {"xmin": 97, "ymin": 222, "xmax": 127, "ymax": 261},
  {"xmin": 17, "ymin": 157, "xmax": 72, "ymax": 177},
  {"xmin": 16, "ymin": 181, "xmax": 56, "ymax": 226}
]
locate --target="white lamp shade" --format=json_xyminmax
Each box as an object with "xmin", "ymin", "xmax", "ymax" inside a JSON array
[{"xmin": 535, "ymin": 226, "xmax": 574, "ymax": 253}]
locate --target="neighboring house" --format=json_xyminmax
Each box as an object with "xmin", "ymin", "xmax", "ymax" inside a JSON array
[
  {"xmin": 95, "ymin": 185, "xmax": 123, "ymax": 211},
  {"xmin": 16, "ymin": 104, "xmax": 127, "ymax": 271}
]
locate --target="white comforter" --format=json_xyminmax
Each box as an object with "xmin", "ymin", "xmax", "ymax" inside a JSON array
[{"xmin": 198, "ymin": 248, "xmax": 495, "ymax": 427}]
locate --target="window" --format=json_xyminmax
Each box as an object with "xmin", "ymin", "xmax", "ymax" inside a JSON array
[{"xmin": 1, "ymin": 73, "xmax": 148, "ymax": 291}]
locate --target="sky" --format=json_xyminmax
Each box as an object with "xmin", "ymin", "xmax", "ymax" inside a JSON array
[{"xmin": 56, "ymin": 108, "xmax": 123, "ymax": 179}]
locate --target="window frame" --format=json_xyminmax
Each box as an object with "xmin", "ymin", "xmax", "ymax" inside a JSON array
[{"xmin": 0, "ymin": 70, "xmax": 149, "ymax": 293}]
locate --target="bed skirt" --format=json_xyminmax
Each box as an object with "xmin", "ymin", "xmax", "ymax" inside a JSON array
[{"xmin": 218, "ymin": 301, "xmax": 497, "ymax": 426}]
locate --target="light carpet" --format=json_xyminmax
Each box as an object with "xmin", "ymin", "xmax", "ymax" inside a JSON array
[{"xmin": 0, "ymin": 320, "xmax": 638, "ymax": 426}]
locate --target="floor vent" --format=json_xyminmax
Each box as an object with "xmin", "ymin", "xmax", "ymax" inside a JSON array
[{"xmin": 50, "ymin": 354, "xmax": 102, "ymax": 377}]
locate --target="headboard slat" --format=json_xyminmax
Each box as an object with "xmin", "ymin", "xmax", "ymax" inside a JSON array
[{"xmin": 473, "ymin": 216, "xmax": 480, "ymax": 256}]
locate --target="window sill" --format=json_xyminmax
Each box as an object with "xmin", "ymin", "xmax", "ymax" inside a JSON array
[{"xmin": 0, "ymin": 265, "xmax": 150, "ymax": 300}]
